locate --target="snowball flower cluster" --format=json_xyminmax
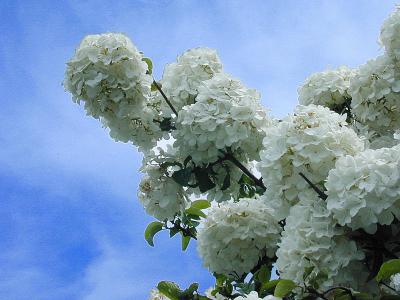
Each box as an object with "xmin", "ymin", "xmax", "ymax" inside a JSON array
[
  {"xmin": 174, "ymin": 73, "xmax": 269, "ymax": 164},
  {"xmin": 161, "ymin": 47, "xmax": 223, "ymax": 116},
  {"xmin": 276, "ymin": 199, "xmax": 365, "ymax": 290},
  {"xmin": 298, "ymin": 66, "xmax": 356, "ymax": 112},
  {"xmin": 349, "ymin": 55, "xmax": 400, "ymax": 134},
  {"xmin": 380, "ymin": 7, "xmax": 400, "ymax": 60},
  {"xmin": 64, "ymin": 33, "xmax": 162, "ymax": 149},
  {"xmin": 326, "ymin": 144, "xmax": 400, "ymax": 233},
  {"xmin": 197, "ymin": 197, "xmax": 281, "ymax": 278},
  {"xmin": 258, "ymin": 105, "xmax": 364, "ymax": 219},
  {"xmin": 138, "ymin": 147, "xmax": 189, "ymax": 221}
]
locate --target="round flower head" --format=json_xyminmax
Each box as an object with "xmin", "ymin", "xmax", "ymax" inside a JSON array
[
  {"xmin": 64, "ymin": 33, "xmax": 161, "ymax": 149},
  {"xmin": 174, "ymin": 73, "xmax": 270, "ymax": 164},
  {"xmin": 161, "ymin": 47, "xmax": 223, "ymax": 116},
  {"xmin": 197, "ymin": 197, "xmax": 281, "ymax": 278},
  {"xmin": 276, "ymin": 199, "xmax": 365, "ymax": 291},
  {"xmin": 138, "ymin": 146, "xmax": 189, "ymax": 221},
  {"xmin": 258, "ymin": 105, "xmax": 364, "ymax": 220},
  {"xmin": 380, "ymin": 6, "xmax": 400, "ymax": 60},
  {"xmin": 326, "ymin": 144, "xmax": 400, "ymax": 233},
  {"xmin": 298, "ymin": 66, "xmax": 356, "ymax": 113},
  {"xmin": 349, "ymin": 55, "xmax": 400, "ymax": 134}
]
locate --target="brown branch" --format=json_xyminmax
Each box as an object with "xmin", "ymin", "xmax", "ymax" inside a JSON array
[{"xmin": 152, "ymin": 80, "xmax": 179, "ymax": 116}]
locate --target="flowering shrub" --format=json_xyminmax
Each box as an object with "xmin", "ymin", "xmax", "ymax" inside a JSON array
[{"xmin": 65, "ymin": 7, "xmax": 400, "ymax": 300}]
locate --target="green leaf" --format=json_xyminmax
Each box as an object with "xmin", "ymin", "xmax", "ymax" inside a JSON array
[
  {"xmin": 190, "ymin": 200, "xmax": 211, "ymax": 210},
  {"xmin": 376, "ymin": 259, "xmax": 400, "ymax": 282},
  {"xmin": 260, "ymin": 279, "xmax": 280, "ymax": 294},
  {"xmin": 181, "ymin": 283, "xmax": 198, "ymax": 296},
  {"xmin": 157, "ymin": 281, "xmax": 181, "ymax": 300},
  {"xmin": 169, "ymin": 227, "xmax": 179, "ymax": 238},
  {"xmin": 381, "ymin": 296, "xmax": 400, "ymax": 300},
  {"xmin": 186, "ymin": 207, "xmax": 207, "ymax": 218},
  {"xmin": 144, "ymin": 221, "xmax": 164, "ymax": 246},
  {"xmin": 303, "ymin": 266, "xmax": 315, "ymax": 281},
  {"xmin": 194, "ymin": 168, "xmax": 216, "ymax": 193},
  {"xmin": 221, "ymin": 171, "xmax": 230, "ymax": 191},
  {"xmin": 142, "ymin": 57, "xmax": 153, "ymax": 74},
  {"xmin": 274, "ymin": 279, "xmax": 297, "ymax": 297},
  {"xmin": 151, "ymin": 82, "xmax": 159, "ymax": 92},
  {"xmin": 256, "ymin": 264, "xmax": 271, "ymax": 284},
  {"xmin": 159, "ymin": 118, "xmax": 176, "ymax": 131},
  {"xmin": 181, "ymin": 233, "xmax": 191, "ymax": 251},
  {"xmin": 172, "ymin": 168, "xmax": 192, "ymax": 186}
]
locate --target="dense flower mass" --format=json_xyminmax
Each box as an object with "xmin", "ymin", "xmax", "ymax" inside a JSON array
[
  {"xmin": 349, "ymin": 55, "xmax": 400, "ymax": 134},
  {"xmin": 197, "ymin": 197, "xmax": 281, "ymax": 277},
  {"xmin": 326, "ymin": 144, "xmax": 400, "ymax": 233},
  {"xmin": 298, "ymin": 66, "xmax": 356, "ymax": 112},
  {"xmin": 64, "ymin": 33, "xmax": 162, "ymax": 149},
  {"xmin": 174, "ymin": 73, "xmax": 269, "ymax": 164},
  {"xmin": 66, "ymin": 7, "xmax": 400, "ymax": 299},
  {"xmin": 160, "ymin": 47, "xmax": 223, "ymax": 116},
  {"xmin": 381, "ymin": 7, "xmax": 400, "ymax": 60},
  {"xmin": 276, "ymin": 199, "xmax": 366, "ymax": 290},
  {"xmin": 138, "ymin": 146, "xmax": 189, "ymax": 221},
  {"xmin": 258, "ymin": 105, "xmax": 364, "ymax": 219}
]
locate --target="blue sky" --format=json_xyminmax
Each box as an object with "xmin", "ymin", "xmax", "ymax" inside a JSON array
[{"xmin": 0, "ymin": 1, "xmax": 397, "ymax": 299}]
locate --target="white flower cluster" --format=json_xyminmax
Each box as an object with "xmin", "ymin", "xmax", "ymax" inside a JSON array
[
  {"xmin": 235, "ymin": 292, "xmax": 281, "ymax": 300},
  {"xmin": 174, "ymin": 73, "xmax": 269, "ymax": 164},
  {"xmin": 138, "ymin": 147, "xmax": 189, "ymax": 221},
  {"xmin": 380, "ymin": 7, "xmax": 400, "ymax": 60},
  {"xmin": 326, "ymin": 144, "xmax": 400, "ymax": 233},
  {"xmin": 298, "ymin": 66, "xmax": 356, "ymax": 111},
  {"xmin": 197, "ymin": 197, "xmax": 281, "ymax": 278},
  {"xmin": 391, "ymin": 273, "xmax": 400, "ymax": 292},
  {"xmin": 64, "ymin": 33, "xmax": 162, "ymax": 150},
  {"xmin": 276, "ymin": 199, "xmax": 365, "ymax": 290},
  {"xmin": 161, "ymin": 47, "xmax": 223, "ymax": 116},
  {"xmin": 258, "ymin": 105, "xmax": 364, "ymax": 219},
  {"xmin": 349, "ymin": 55, "xmax": 400, "ymax": 134},
  {"xmin": 148, "ymin": 289, "xmax": 168, "ymax": 300}
]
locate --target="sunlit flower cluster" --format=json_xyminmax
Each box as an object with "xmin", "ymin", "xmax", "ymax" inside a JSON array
[
  {"xmin": 298, "ymin": 66, "xmax": 356, "ymax": 112},
  {"xmin": 160, "ymin": 47, "xmax": 223, "ymax": 116},
  {"xmin": 258, "ymin": 105, "xmax": 364, "ymax": 219},
  {"xmin": 380, "ymin": 7, "xmax": 400, "ymax": 60},
  {"xmin": 64, "ymin": 33, "xmax": 162, "ymax": 150},
  {"xmin": 138, "ymin": 146, "xmax": 189, "ymax": 221},
  {"xmin": 326, "ymin": 144, "xmax": 400, "ymax": 233},
  {"xmin": 276, "ymin": 199, "xmax": 365, "ymax": 290},
  {"xmin": 349, "ymin": 55, "xmax": 400, "ymax": 134},
  {"xmin": 197, "ymin": 197, "xmax": 281, "ymax": 278},
  {"xmin": 174, "ymin": 73, "xmax": 269, "ymax": 164}
]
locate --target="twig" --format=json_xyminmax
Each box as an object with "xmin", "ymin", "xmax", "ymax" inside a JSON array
[
  {"xmin": 299, "ymin": 172, "xmax": 327, "ymax": 200},
  {"xmin": 152, "ymin": 80, "xmax": 179, "ymax": 116},
  {"xmin": 222, "ymin": 151, "xmax": 266, "ymax": 191}
]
